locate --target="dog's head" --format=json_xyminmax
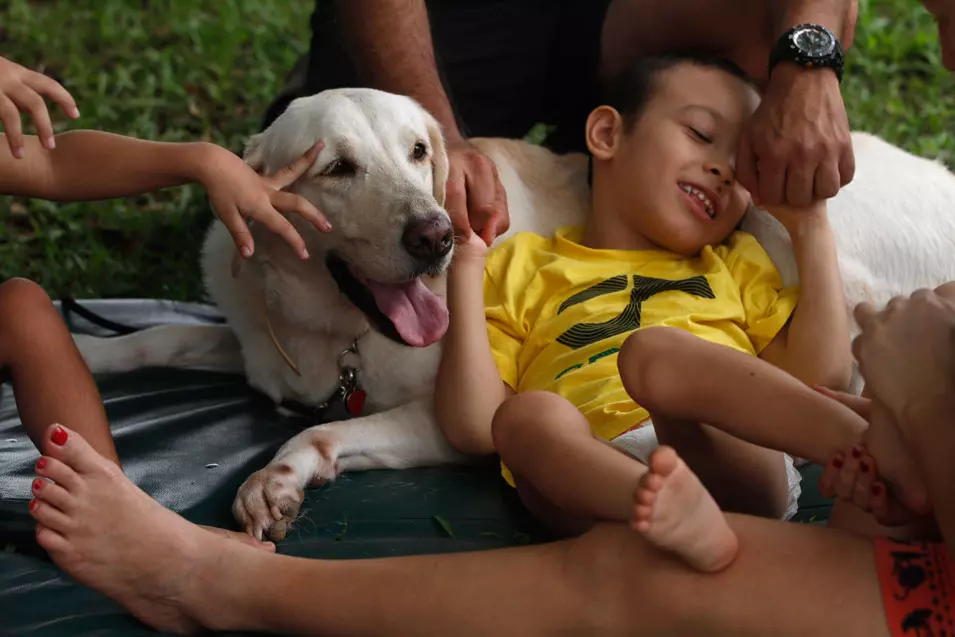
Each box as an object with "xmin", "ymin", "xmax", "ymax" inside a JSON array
[{"xmin": 244, "ymin": 88, "xmax": 452, "ymax": 348}]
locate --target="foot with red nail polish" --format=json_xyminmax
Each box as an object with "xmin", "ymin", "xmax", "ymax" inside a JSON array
[{"xmin": 29, "ymin": 423, "xmax": 264, "ymax": 633}]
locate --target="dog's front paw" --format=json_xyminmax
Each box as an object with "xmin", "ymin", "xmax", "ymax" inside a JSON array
[{"xmin": 233, "ymin": 466, "xmax": 306, "ymax": 542}]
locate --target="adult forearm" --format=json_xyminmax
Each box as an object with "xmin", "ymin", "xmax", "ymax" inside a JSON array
[
  {"xmin": 336, "ymin": 0, "xmax": 462, "ymax": 141},
  {"xmin": 0, "ymin": 131, "xmax": 212, "ymax": 201},
  {"xmin": 900, "ymin": 394, "xmax": 955, "ymax": 558},
  {"xmin": 768, "ymin": 0, "xmax": 858, "ymax": 46}
]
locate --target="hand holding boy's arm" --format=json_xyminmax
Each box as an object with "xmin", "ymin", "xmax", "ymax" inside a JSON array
[
  {"xmin": 0, "ymin": 56, "xmax": 80, "ymax": 158},
  {"xmin": 759, "ymin": 202, "xmax": 853, "ymax": 389},
  {"xmin": 0, "ymin": 131, "xmax": 329, "ymax": 259},
  {"xmin": 434, "ymin": 234, "xmax": 511, "ymax": 456}
]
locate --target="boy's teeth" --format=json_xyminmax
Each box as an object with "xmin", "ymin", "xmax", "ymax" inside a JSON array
[{"xmin": 680, "ymin": 184, "xmax": 715, "ymax": 217}]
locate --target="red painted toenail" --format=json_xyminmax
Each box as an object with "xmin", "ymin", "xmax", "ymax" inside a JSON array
[
  {"xmin": 32, "ymin": 478, "xmax": 43, "ymax": 492},
  {"xmin": 832, "ymin": 456, "xmax": 844, "ymax": 468},
  {"xmin": 851, "ymin": 446, "xmax": 862, "ymax": 459},
  {"xmin": 51, "ymin": 426, "xmax": 67, "ymax": 446},
  {"xmin": 29, "ymin": 499, "xmax": 37, "ymax": 511},
  {"xmin": 860, "ymin": 461, "xmax": 869, "ymax": 473},
  {"xmin": 872, "ymin": 483, "xmax": 884, "ymax": 495},
  {"xmin": 36, "ymin": 457, "xmax": 47, "ymax": 470}
]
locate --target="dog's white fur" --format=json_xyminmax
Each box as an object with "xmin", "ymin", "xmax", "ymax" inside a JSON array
[{"xmin": 76, "ymin": 88, "xmax": 955, "ymax": 540}]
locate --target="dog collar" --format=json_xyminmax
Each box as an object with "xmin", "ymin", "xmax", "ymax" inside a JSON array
[{"xmin": 264, "ymin": 300, "xmax": 367, "ymax": 419}]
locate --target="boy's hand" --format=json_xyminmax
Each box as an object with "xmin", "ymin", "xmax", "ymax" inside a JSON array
[
  {"xmin": 452, "ymin": 209, "xmax": 501, "ymax": 264},
  {"xmin": 201, "ymin": 142, "xmax": 330, "ymax": 260},
  {"xmin": 761, "ymin": 198, "xmax": 828, "ymax": 233},
  {"xmin": 0, "ymin": 56, "xmax": 80, "ymax": 158}
]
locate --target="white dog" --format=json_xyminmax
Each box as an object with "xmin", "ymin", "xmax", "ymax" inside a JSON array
[{"xmin": 76, "ymin": 88, "xmax": 955, "ymax": 541}]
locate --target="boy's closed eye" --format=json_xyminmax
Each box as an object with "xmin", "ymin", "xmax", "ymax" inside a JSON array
[{"xmin": 688, "ymin": 127, "xmax": 713, "ymax": 144}]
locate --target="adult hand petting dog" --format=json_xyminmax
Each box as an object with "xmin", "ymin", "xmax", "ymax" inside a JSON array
[
  {"xmin": 445, "ymin": 137, "xmax": 509, "ymax": 246},
  {"xmin": 0, "ymin": 55, "xmax": 80, "ymax": 158},
  {"xmin": 202, "ymin": 141, "xmax": 330, "ymax": 261},
  {"xmin": 737, "ymin": 64, "xmax": 853, "ymax": 208}
]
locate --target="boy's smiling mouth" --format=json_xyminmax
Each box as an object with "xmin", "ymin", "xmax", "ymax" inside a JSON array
[{"xmin": 678, "ymin": 182, "xmax": 720, "ymax": 220}]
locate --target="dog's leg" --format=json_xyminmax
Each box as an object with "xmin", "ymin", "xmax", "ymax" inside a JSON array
[
  {"xmin": 233, "ymin": 396, "xmax": 467, "ymax": 541},
  {"xmin": 74, "ymin": 325, "xmax": 244, "ymax": 374}
]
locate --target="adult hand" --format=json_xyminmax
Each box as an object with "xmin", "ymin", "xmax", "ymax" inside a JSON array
[
  {"xmin": 852, "ymin": 288, "xmax": 955, "ymax": 423},
  {"xmin": 444, "ymin": 137, "xmax": 509, "ymax": 246},
  {"xmin": 201, "ymin": 141, "xmax": 329, "ymax": 260},
  {"xmin": 0, "ymin": 56, "xmax": 80, "ymax": 158},
  {"xmin": 737, "ymin": 65, "xmax": 853, "ymax": 208}
]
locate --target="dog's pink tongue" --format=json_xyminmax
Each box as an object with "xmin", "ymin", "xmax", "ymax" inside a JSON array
[{"xmin": 364, "ymin": 278, "xmax": 449, "ymax": 347}]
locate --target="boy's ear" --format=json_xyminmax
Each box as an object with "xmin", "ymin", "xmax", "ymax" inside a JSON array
[{"xmin": 585, "ymin": 106, "xmax": 623, "ymax": 160}]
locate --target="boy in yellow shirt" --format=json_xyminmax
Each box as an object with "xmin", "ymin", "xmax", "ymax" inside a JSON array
[{"xmin": 435, "ymin": 54, "xmax": 926, "ymax": 572}]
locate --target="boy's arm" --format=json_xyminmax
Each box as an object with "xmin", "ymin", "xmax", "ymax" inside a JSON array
[
  {"xmin": 0, "ymin": 131, "xmax": 328, "ymax": 260},
  {"xmin": 759, "ymin": 203, "xmax": 852, "ymax": 389},
  {"xmin": 434, "ymin": 239, "xmax": 511, "ymax": 456}
]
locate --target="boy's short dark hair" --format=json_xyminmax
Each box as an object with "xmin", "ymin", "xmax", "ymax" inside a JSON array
[{"xmin": 603, "ymin": 52, "xmax": 758, "ymax": 131}]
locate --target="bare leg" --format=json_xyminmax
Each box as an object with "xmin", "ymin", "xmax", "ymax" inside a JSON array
[
  {"xmin": 491, "ymin": 390, "xmax": 647, "ymax": 534},
  {"xmin": 633, "ymin": 446, "xmax": 739, "ymax": 572},
  {"xmin": 0, "ymin": 279, "xmax": 117, "ymax": 463},
  {"xmin": 618, "ymin": 327, "xmax": 868, "ymax": 517},
  {"xmin": 0, "ymin": 279, "xmax": 272, "ymax": 551},
  {"xmin": 30, "ymin": 424, "xmax": 893, "ymax": 636}
]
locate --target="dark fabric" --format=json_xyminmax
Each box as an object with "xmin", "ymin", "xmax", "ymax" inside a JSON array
[
  {"xmin": 263, "ymin": 0, "xmax": 613, "ymax": 154},
  {"xmin": 0, "ymin": 300, "xmax": 832, "ymax": 636}
]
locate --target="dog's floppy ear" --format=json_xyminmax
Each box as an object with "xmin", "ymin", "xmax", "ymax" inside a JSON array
[{"xmin": 425, "ymin": 112, "xmax": 450, "ymax": 207}]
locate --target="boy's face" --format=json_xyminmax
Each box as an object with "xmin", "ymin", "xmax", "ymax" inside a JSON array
[{"xmin": 590, "ymin": 63, "xmax": 761, "ymax": 256}]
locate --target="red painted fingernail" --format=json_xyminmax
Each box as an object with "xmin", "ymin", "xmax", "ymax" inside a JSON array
[
  {"xmin": 32, "ymin": 478, "xmax": 43, "ymax": 492},
  {"xmin": 860, "ymin": 461, "xmax": 869, "ymax": 473},
  {"xmin": 851, "ymin": 446, "xmax": 862, "ymax": 459},
  {"xmin": 36, "ymin": 457, "xmax": 47, "ymax": 470},
  {"xmin": 29, "ymin": 499, "xmax": 37, "ymax": 512},
  {"xmin": 51, "ymin": 426, "xmax": 67, "ymax": 446},
  {"xmin": 872, "ymin": 483, "xmax": 884, "ymax": 495},
  {"xmin": 832, "ymin": 455, "xmax": 844, "ymax": 468}
]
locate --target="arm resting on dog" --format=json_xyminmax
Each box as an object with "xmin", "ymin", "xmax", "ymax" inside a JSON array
[
  {"xmin": 434, "ymin": 250, "xmax": 511, "ymax": 456},
  {"xmin": 336, "ymin": 0, "xmax": 463, "ymax": 145},
  {"xmin": 760, "ymin": 204, "xmax": 853, "ymax": 389}
]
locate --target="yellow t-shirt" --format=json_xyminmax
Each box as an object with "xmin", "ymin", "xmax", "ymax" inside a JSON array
[{"xmin": 485, "ymin": 226, "xmax": 799, "ymax": 480}]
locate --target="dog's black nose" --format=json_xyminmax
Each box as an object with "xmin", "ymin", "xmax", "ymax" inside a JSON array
[{"xmin": 402, "ymin": 215, "xmax": 453, "ymax": 261}]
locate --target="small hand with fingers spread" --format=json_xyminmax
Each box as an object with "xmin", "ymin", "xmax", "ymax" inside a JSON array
[
  {"xmin": 201, "ymin": 141, "xmax": 329, "ymax": 260},
  {"xmin": 0, "ymin": 56, "xmax": 80, "ymax": 158}
]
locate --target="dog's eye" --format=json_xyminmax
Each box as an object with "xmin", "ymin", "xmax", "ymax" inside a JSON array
[
  {"xmin": 411, "ymin": 141, "xmax": 428, "ymax": 161},
  {"xmin": 322, "ymin": 158, "xmax": 357, "ymax": 177}
]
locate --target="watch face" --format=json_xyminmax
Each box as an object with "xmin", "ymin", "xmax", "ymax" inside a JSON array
[{"xmin": 792, "ymin": 26, "xmax": 834, "ymax": 57}]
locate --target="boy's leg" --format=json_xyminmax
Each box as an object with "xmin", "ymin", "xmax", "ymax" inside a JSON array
[
  {"xmin": 618, "ymin": 326, "xmax": 868, "ymax": 517},
  {"xmin": 0, "ymin": 279, "xmax": 118, "ymax": 463},
  {"xmin": 491, "ymin": 390, "xmax": 648, "ymax": 533}
]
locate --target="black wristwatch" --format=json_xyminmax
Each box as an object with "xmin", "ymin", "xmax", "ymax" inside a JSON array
[{"xmin": 768, "ymin": 23, "xmax": 845, "ymax": 82}]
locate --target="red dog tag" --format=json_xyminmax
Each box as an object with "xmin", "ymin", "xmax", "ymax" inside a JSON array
[{"xmin": 346, "ymin": 389, "xmax": 366, "ymax": 417}]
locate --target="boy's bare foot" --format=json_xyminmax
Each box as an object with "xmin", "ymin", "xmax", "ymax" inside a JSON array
[
  {"xmin": 29, "ymin": 423, "xmax": 246, "ymax": 634},
  {"xmin": 631, "ymin": 446, "xmax": 739, "ymax": 573}
]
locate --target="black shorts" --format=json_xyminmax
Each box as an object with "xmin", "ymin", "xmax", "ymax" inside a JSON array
[{"xmin": 264, "ymin": 0, "xmax": 613, "ymax": 154}]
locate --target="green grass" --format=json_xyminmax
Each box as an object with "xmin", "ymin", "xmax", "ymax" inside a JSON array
[{"xmin": 0, "ymin": 0, "xmax": 952, "ymax": 302}]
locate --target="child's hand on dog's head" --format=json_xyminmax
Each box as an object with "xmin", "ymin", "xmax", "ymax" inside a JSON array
[
  {"xmin": 0, "ymin": 55, "xmax": 80, "ymax": 158},
  {"xmin": 202, "ymin": 141, "xmax": 330, "ymax": 262}
]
